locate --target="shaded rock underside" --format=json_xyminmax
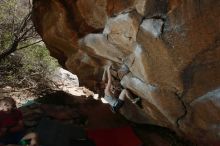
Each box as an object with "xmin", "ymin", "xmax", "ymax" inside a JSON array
[{"xmin": 32, "ymin": 0, "xmax": 220, "ymax": 143}]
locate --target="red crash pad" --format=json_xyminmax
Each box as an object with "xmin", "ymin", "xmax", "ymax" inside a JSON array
[{"xmin": 87, "ymin": 126, "xmax": 142, "ymax": 146}]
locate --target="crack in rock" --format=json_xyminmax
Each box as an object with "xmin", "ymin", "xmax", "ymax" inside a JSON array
[{"xmin": 175, "ymin": 92, "xmax": 188, "ymax": 128}]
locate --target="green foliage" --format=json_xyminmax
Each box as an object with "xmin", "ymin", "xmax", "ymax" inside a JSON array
[
  {"xmin": 0, "ymin": 0, "xmax": 16, "ymax": 21},
  {"xmin": 0, "ymin": 0, "xmax": 32, "ymax": 50},
  {"xmin": 0, "ymin": 44, "xmax": 59, "ymax": 88},
  {"xmin": 0, "ymin": 0, "xmax": 17, "ymax": 49},
  {"xmin": 0, "ymin": 0, "xmax": 60, "ymax": 93},
  {"xmin": 0, "ymin": 0, "xmax": 28, "ymax": 25},
  {"xmin": 19, "ymin": 44, "xmax": 59, "ymax": 76}
]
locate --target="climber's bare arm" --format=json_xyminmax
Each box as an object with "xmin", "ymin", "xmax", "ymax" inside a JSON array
[
  {"xmin": 104, "ymin": 66, "xmax": 112, "ymax": 96},
  {"xmin": 119, "ymin": 89, "xmax": 140, "ymax": 103},
  {"xmin": 102, "ymin": 67, "xmax": 108, "ymax": 83},
  {"xmin": 22, "ymin": 132, "xmax": 39, "ymax": 146},
  {"xmin": 119, "ymin": 89, "xmax": 130, "ymax": 101}
]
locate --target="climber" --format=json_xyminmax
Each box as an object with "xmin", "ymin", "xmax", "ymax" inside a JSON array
[
  {"xmin": 103, "ymin": 65, "xmax": 139, "ymax": 113},
  {"xmin": 0, "ymin": 97, "xmax": 39, "ymax": 146}
]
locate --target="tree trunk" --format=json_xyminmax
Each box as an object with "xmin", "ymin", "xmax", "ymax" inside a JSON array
[{"xmin": 0, "ymin": 39, "xmax": 19, "ymax": 61}]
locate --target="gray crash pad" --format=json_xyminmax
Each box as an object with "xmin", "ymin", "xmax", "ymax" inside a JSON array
[{"xmin": 36, "ymin": 118, "xmax": 87, "ymax": 146}]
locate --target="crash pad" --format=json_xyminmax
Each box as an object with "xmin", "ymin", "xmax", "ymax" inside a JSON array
[
  {"xmin": 87, "ymin": 126, "xmax": 142, "ymax": 146},
  {"xmin": 36, "ymin": 118, "xmax": 87, "ymax": 146}
]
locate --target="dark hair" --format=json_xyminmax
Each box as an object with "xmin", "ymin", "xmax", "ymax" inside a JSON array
[{"xmin": 0, "ymin": 97, "xmax": 16, "ymax": 108}]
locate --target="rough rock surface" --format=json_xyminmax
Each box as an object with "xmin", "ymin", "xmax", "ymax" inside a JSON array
[{"xmin": 32, "ymin": 0, "xmax": 220, "ymax": 143}]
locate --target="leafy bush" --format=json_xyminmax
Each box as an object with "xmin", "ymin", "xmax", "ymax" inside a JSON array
[
  {"xmin": 0, "ymin": 44, "xmax": 59, "ymax": 90},
  {"xmin": 0, "ymin": 0, "xmax": 59, "ymax": 92}
]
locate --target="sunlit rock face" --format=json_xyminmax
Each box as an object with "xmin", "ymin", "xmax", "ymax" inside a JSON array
[{"xmin": 33, "ymin": 0, "xmax": 220, "ymax": 143}]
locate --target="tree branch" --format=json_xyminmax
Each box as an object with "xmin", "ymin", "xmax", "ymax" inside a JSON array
[
  {"xmin": 0, "ymin": 39, "xmax": 19, "ymax": 60},
  {"xmin": 18, "ymin": 12, "xmax": 32, "ymax": 34},
  {"xmin": 17, "ymin": 40, "xmax": 42, "ymax": 50},
  {"xmin": 0, "ymin": 10, "xmax": 40, "ymax": 60}
]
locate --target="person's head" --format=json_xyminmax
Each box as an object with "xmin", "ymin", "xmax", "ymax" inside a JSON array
[
  {"xmin": 110, "ymin": 85, "xmax": 121, "ymax": 97},
  {"xmin": 0, "ymin": 97, "xmax": 16, "ymax": 112}
]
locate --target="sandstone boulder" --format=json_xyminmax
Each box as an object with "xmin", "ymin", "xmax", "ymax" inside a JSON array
[{"xmin": 33, "ymin": 0, "xmax": 220, "ymax": 143}]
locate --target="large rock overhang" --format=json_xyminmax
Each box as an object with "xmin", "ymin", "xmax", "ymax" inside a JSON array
[{"xmin": 32, "ymin": 0, "xmax": 220, "ymax": 142}]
